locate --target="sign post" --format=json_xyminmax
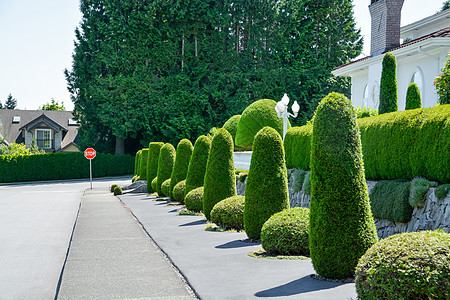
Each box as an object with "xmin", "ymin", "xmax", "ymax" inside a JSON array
[{"xmin": 84, "ymin": 148, "xmax": 96, "ymax": 189}]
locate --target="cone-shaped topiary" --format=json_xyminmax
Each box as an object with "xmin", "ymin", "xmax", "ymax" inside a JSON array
[
  {"xmin": 405, "ymin": 83, "xmax": 422, "ymax": 110},
  {"xmin": 244, "ymin": 126, "xmax": 290, "ymax": 240},
  {"xmin": 139, "ymin": 148, "xmax": 149, "ymax": 180},
  {"xmin": 379, "ymin": 52, "xmax": 398, "ymax": 114},
  {"xmin": 203, "ymin": 128, "xmax": 236, "ymax": 220},
  {"xmin": 235, "ymin": 99, "xmax": 289, "ymax": 149},
  {"xmin": 134, "ymin": 150, "xmax": 142, "ymax": 176},
  {"xmin": 146, "ymin": 142, "xmax": 164, "ymax": 193},
  {"xmin": 169, "ymin": 139, "xmax": 193, "ymax": 198},
  {"xmin": 309, "ymin": 92, "xmax": 378, "ymax": 279},
  {"xmin": 184, "ymin": 135, "xmax": 211, "ymax": 197},
  {"xmin": 156, "ymin": 143, "xmax": 176, "ymax": 196},
  {"xmin": 223, "ymin": 115, "xmax": 241, "ymax": 149},
  {"xmin": 151, "ymin": 177, "xmax": 158, "ymax": 192}
]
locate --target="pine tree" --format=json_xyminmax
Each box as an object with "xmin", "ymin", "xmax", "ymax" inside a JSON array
[{"xmin": 5, "ymin": 94, "xmax": 17, "ymax": 110}]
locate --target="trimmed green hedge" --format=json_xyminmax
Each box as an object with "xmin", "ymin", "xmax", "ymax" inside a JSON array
[
  {"xmin": 284, "ymin": 105, "xmax": 450, "ymax": 183},
  {"xmin": 134, "ymin": 150, "xmax": 142, "ymax": 175},
  {"xmin": 222, "ymin": 115, "xmax": 241, "ymax": 149},
  {"xmin": 0, "ymin": 152, "xmax": 134, "ymax": 183},
  {"xmin": 284, "ymin": 124, "xmax": 312, "ymax": 170},
  {"xmin": 156, "ymin": 143, "xmax": 176, "ymax": 196},
  {"xmin": 169, "ymin": 139, "xmax": 193, "ymax": 198}
]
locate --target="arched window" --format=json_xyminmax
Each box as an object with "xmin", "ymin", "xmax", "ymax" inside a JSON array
[
  {"xmin": 363, "ymin": 84, "xmax": 369, "ymax": 107},
  {"xmin": 410, "ymin": 68, "xmax": 424, "ymax": 97}
]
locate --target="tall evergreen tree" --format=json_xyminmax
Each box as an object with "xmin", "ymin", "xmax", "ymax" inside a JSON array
[
  {"xmin": 5, "ymin": 94, "xmax": 17, "ymax": 110},
  {"xmin": 66, "ymin": 0, "xmax": 363, "ymax": 153},
  {"xmin": 379, "ymin": 52, "xmax": 398, "ymax": 114}
]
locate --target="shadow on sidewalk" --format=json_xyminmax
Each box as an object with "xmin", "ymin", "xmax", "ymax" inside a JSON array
[
  {"xmin": 215, "ymin": 239, "xmax": 260, "ymax": 249},
  {"xmin": 179, "ymin": 219, "xmax": 206, "ymax": 227},
  {"xmin": 255, "ymin": 275, "xmax": 349, "ymax": 298}
]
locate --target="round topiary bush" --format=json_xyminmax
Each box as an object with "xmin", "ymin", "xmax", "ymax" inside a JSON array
[
  {"xmin": 222, "ymin": 115, "xmax": 241, "ymax": 149},
  {"xmin": 261, "ymin": 207, "xmax": 310, "ymax": 256},
  {"xmin": 244, "ymin": 126, "xmax": 290, "ymax": 240},
  {"xmin": 211, "ymin": 195, "xmax": 245, "ymax": 230},
  {"xmin": 110, "ymin": 184, "xmax": 119, "ymax": 192},
  {"xmin": 169, "ymin": 139, "xmax": 193, "ymax": 198},
  {"xmin": 113, "ymin": 186, "xmax": 123, "ymax": 196},
  {"xmin": 151, "ymin": 177, "xmax": 158, "ymax": 192},
  {"xmin": 405, "ymin": 82, "xmax": 422, "ymax": 110},
  {"xmin": 309, "ymin": 92, "xmax": 378, "ymax": 279},
  {"xmin": 173, "ymin": 179, "xmax": 186, "ymax": 202},
  {"xmin": 203, "ymin": 128, "xmax": 237, "ymax": 220},
  {"xmin": 147, "ymin": 142, "xmax": 164, "ymax": 193},
  {"xmin": 161, "ymin": 178, "xmax": 171, "ymax": 197},
  {"xmin": 355, "ymin": 230, "xmax": 450, "ymax": 300},
  {"xmin": 139, "ymin": 148, "xmax": 149, "ymax": 180},
  {"xmin": 156, "ymin": 143, "xmax": 176, "ymax": 196},
  {"xmin": 379, "ymin": 52, "xmax": 398, "ymax": 114},
  {"xmin": 185, "ymin": 186, "xmax": 204, "ymax": 212},
  {"xmin": 185, "ymin": 135, "xmax": 211, "ymax": 197},
  {"xmin": 235, "ymin": 99, "xmax": 289, "ymax": 149}
]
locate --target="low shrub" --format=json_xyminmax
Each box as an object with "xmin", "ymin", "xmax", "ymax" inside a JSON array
[
  {"xmin": 173, "ymin": 180, "xmax": 186, "ymax": 203},
  {"xmin": 355, "ymin": 230, "xmax": 450, "ymax": 300},
  {"xmin": 131, "ymin": 175, "xmax": 138, "ymax": 183},
  {"xmin": 409, "ymin": 178, "xmax": 437, "ymax": 207},
  {"xmin": 235, "ymin": 99, "xmax": 288, "ymax": 149},
  {"xmin": 211, "ymin": 195, "xmax": 245, "ymax": 231},
  {"xmin": 113, "ymin": 186, "xmax": 123, "ymax": 196},
  {"xmin": 151, "ymin": 177, "xmax": 158, "ymax": 192},
  {"xmin": 370, "ymin": 180, "xmax": 412, "ymax": 223},
  {"xmin": 354, "ymin": 106, "xmax": 378, "ymax": 118},
  {"xmin": 237, "ymin": 171, "xmax": 248, "ymax": 183},
  {"xmin": 435, "ymin": 184, "xmax": 450, "ymax": 199},
  {"xmin": 185, "ymin": 187, "xmax": 204, "ymax": 212},
  {"xmin": 302, "ymin": 171, "xmax": 311, "ymax": 194},
  {"xmin": 261, "ymin": 207, "xmax": 310, "ymax": 256},
  {"xmin": 161, "ymin": 178, "xmax": 171, "ymax": 197},
  {"xmin": 110, "ymin": 184, "xmax": 119, "ymax": 192},
  {"xmin": 292, "ymin": 169, "xmax": 306, "ymax": 192},
  {"xmin": 284, "ymin": 124, "xmax": 312, "ymax": 170}
]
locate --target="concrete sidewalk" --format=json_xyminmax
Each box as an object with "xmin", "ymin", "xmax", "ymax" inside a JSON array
[
  {"xmin": 119, "ymin": 193, "xmax": 358, "ymax": 300},
  {"xmin": 56, "ymin": 188, "xmax": 196, "ymax": 299}
]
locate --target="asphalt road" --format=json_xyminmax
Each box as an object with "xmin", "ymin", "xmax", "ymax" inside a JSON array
[{"xmin": 0, "ymin": 177, "xmax": 130, "ymax": 300}]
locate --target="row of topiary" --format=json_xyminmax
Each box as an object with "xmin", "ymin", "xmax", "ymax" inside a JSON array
[{"xmin": 131, "ymin": 92, "xmax": 448, "ymax": 299}]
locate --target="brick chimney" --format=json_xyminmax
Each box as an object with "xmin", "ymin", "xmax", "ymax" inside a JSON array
[{"xmin": 369, "ymin": 0, "xmax": 405, "ymax": 57}]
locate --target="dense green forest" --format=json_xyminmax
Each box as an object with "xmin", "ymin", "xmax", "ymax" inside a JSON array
[{"xmin": 66, "ymin": 0, "xmax": 363, "ymax": 154}]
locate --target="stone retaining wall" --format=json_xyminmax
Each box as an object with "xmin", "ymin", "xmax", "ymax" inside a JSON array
[{"xmin": 237, "ymin": 169, "xmax": 449, "ymax": 239}]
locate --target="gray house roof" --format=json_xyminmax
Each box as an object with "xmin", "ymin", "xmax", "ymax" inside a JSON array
[{"xmin": 0, "ymin": 109, "xmax": 80, "ymax": 150}]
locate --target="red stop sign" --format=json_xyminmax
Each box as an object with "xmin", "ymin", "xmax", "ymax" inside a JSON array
[{"xmin": 84, "ymin": 148, "xmax": 96, "ymax": 159}]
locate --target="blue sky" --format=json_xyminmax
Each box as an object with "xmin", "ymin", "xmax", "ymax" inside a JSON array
[{"xmin": 0, "ymin": 0, "xmax": 445, "ymax": 111}]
